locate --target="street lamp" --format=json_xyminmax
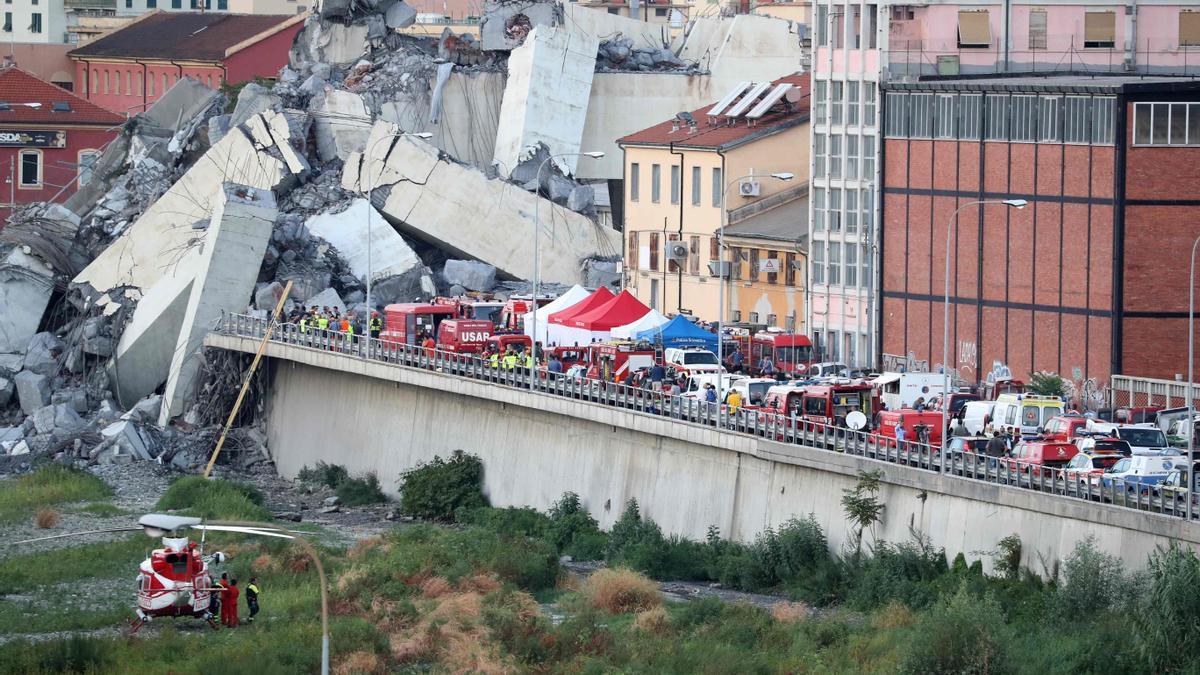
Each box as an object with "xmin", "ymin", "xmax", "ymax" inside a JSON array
[
  {"xmin": 529, "ymin": 150, "xmax": 604, "ymax": 389},
  {"xmin": 361, "ymin": 129, "xmax": 432, "ymax": 357},
  {"xmin": 1186, "ymin": 235, "xmax": 1200, "ymax": 521},
  {"xmin": 940, "ymin": 198, "xmax": 1026, "ymax": 473},
  {"xmin": 716, "ymin": 172, "xmax": 794, "ymax": 401}
]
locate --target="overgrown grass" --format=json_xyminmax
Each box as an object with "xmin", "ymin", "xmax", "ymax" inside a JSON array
[
  {"xmin": 72, "ymin": 502, "xmax": 127, "ymax": 518},
  {"xmin": 0, "ymin": 536, "xmax": 150, "ymax": 593},
  {"xmin": 155, "ymin": 476, "xmax": 271, "ymax": 521},
  {"xmin": 297, "ymin": 462, "xmax": 387, "ymax": 507},
  {"xmin": 0, "ymin": 464, "xmax": 111, "ymax": 522}
]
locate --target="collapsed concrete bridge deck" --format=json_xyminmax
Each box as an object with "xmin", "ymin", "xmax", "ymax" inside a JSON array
[{"xmin": 205, "ymin": 317, "xmax": 1200, "ymax": 575}]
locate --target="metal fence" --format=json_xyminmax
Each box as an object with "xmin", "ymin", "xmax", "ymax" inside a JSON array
[
  {"xmin": 216, "ymin": 312, "xmax": 1198, "ymax": 522},
  {"xmin": 1111, "ymin": 375, "xmax": 1200, "ymax": 411}
]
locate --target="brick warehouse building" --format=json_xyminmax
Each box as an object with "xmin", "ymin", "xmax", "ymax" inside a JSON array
[{"xmin": 879, "ymin": 75, "xmax": 1200, "ymax": 386}]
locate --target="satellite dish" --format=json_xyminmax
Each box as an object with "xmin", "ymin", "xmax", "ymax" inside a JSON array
[{"xmin": 846, "ymin": 411, "xmax": 867, "ymax": 431}]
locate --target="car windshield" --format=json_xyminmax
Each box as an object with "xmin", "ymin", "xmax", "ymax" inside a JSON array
[
  {"xmin": 472, "ymin": 305, "xmax": 502, "ymax": 323},
  {"xmin": 1021, "ymin": 406, "xmax": 1040, "ymax": 427},
  {"xmin": 1040, "ymin": 407, "xmax": 1063, "ymax": 423},
  {"xmin": 1117, "ymin": 428, "xmax": 1167, "ymax": 447},
  {"xmin": 775, "ymin": 345, "xmax": 813, "ymax": 363},
  {"xmin": 1092, "ymin": 455, "xmax": 1121, "ymax": 470},
  {"xmin": 683, "ymin": 352, "xmax": 719, "ymax": 365},
  {"xmin": 948, "ymin": 395, "xmax": 978, "ymax": 414},
  {"xmin": 747, "ymin": 382, "xmax": 773, "ymax": 404}
]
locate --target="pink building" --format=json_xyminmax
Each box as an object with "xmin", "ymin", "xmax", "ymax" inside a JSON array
[{"xmin": 809, "ymin": 1, "xmax": 1200, "ymax": 369}]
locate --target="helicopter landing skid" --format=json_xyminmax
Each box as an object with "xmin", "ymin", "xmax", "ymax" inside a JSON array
[{"xmin": 127, "ymin": 616, "xmax": 146, "ymax": 635}]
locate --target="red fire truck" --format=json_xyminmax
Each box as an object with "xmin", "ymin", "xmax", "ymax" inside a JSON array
[
  {"xmin": 749, "ymin": 331, "xmax": 816, "ymax": 375},
  {"xmin": 587, "ymin": 342, "xmax": 657, "ymax": 382},
  {"xmin": 547, "ymin": 345, "xmax": 589, "ymax": 370},
  {"xmin": 761, "ymin": 380, "xmax": 879, "ymax": 428},
  {"xmin": 875, "ymin": 409, "xmax": 944, "ymax": 449},
  {"xmin": 436, "ymin": 319, "xmax": 494, "ymax": 353},
  {"xmin": 485, "ymin": 333, "xmax": 532, "ymax": 355},
  {"xmin": 434, "ymin": 296, "xmax": 505, "ymax": 326},
  {"xmin": 380, "ymin": 303, "xmax": 456, "ymax": 346},
  {"xmin": 496, "ymin": 295, "xmax": 555, "ymax": 332}
]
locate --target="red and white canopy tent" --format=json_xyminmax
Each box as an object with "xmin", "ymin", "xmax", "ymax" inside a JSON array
[
  {"xmin": 549, "ymin": 290, "xmax": 651, "ymax": 347},
  {"xmin": 545, "ymin": 287, "xmax": 615, "ymax": 346}
]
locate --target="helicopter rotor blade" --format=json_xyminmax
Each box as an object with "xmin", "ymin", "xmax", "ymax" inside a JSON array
[
  {"xmin": 189, "ymin": 524, "xmax": 295, "ymax": 539},
  {"xmin": 12, "ymin": 527, "xmax": 144, "ymax": 545}
]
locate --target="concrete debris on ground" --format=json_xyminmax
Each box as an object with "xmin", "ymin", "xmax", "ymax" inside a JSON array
[{"xmin": 0, "ymin": 0, "xmax": 802, "ymax": 468}]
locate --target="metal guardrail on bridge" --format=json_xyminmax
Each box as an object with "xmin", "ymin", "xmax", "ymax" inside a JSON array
[{"xmin": 216, "ymin": 312, "xmax": 1199, "ymax": 522}]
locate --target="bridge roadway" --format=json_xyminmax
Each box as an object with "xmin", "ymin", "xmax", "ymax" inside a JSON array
[{"xmin": 205, "ymin": 314, "xmax": 1200, "ymax": 573}]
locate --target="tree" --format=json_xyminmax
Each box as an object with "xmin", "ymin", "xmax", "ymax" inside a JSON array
[
  {"xmin": 1028, "ymin": 371, "xmax": 1067, "ymax": 397},
  {"xmin": 841, "ymin": 470, "xmax": 884, "ymax": 556}
]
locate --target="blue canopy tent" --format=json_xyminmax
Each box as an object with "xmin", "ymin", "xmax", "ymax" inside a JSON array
[{"xmin": 635, "ymin": 315, "xmax": 718, "ymax": 351}]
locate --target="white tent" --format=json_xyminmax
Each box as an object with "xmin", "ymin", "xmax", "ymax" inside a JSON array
[
  {"xmin": 610, "ymin": 308, "xmax": 669, "ymax": 340},
  {"xmin": 523, "ymin": 284, "xmax": 590, "ymax": 344}
]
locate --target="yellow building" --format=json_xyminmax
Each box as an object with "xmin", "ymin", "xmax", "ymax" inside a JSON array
[{"xmin": 617, "ymin": 73, "xmax": 810, "ymax": 331}]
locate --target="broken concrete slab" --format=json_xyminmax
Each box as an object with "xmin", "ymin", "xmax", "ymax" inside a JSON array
[
  {"xmin": 493, "ymin": 24, "xmax": 598, "ymax": 178},
  {"xmin": 479, "ymin": 0, "xmax": 562, "ymax": 51},
  {"xmin": 229, "ymin": 82, "xmax": 282, "ymax": 132},
  {"xmin": 82, "ymin": 334, "xmax": 115, "ymax": 357},
  {"xmin": 107, "ymin": 265, "xmax": 194, "ymax": 408},
  {"xmin": 122, "ymin": 394, "xmax": 162, "ymax": 424},
  {"xmin": 304, "ymin": 287, "xmax": 345, "ymax": 314},
  {"xmin": 23, "ymin": 332, "xmax": 65, "ymax": 377},
  {"xmin": 160, "ymin": 183, "xmax": 278, "ymax": 425},
  {"xmin": 143, "ymin": 77, "xmax": 222, "ymax": 133},
  {"xmin": 377, "ymin": 70, "xmax": 505, "ymax": 171},
  {"xmin": 0, "ymin": 248, "xmax": 56, "ymax": 355},
  {"xmin": 14, "ymin": 370, "xmax": 50, "ymax": 414},
  {"xmin": 304, "ymin": 199, "xmax": 426, "ymax": 284},
  {"xmin": 255, "ymin": 281, "xmax": 286, "ymax": 311},
  {"xmin": 292, "ymin": 19, "xmax": 369, "ymax": 67},
  {"xmin": 310, "ymin": 89, "xmax": 371, "ymax": 163},
  {"xmin": 385, "ymin": 0, "xmax": 416, "ymax": 28},
  {"xmin": 101, "ymin": 420, "xmax": 153, "ymax": 460},
  {"xmin": 31, "ymin": 403, "xmax": 85, "ymax": 436},
  {"xmin": 442, "ymin": 260, "xmax": 496, "ymax": 292},
  {"xmin": 0, "ymin": 353, "xmax": 22, "ymax": 374},
  {"xmin": 0, "ymin": 376, "xmax": 12, "ymax": 407},
  {"xmin": 51, "ymin": 387, "xmax": 90, "ymax": 414},
  {"xmin": 346, "ymin": 123, "xmax": 620, "ymax": 284}
]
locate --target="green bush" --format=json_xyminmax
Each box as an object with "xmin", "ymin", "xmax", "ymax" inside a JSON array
[
  {"xmin": 455, "ymin": 506, "xmax": 550, "ymax": 539},
  {"xmin": 155, "ymin": 476, "xmax": 270, "ymax": 521},
  {"xmin": 0, "ymin": 464, "xmax": 112, "ymax": 522},
  {"xmin": 546, "ymin": 492, "xmax": 607, "ymax": 560},
  {"xmin": 898, "ymin": 582, "xmax": 1011, "ymax": 675},
  {"xmin": 296, "ymin": 461, "xmax": 350, "ymax": 489},
  {"xmin": 1048, "ymin": 536, "xmax": 1130, "ymax": 621},
  {"xmin": 845, "ymin": 540, "xmax": 949, "ymax": 611},
  {"xmin": 335, "ymin": 473, "xmax": 386, "ymax": 507},
  {"xmin": 397, "ymin": 450, "xmax": 487, "ymax": 520},
  {"xmin": 1136, "ymin": 543, "xmax": 1200, "ymax": 672}
]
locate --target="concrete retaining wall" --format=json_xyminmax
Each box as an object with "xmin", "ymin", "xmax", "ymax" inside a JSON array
[{"xmin": 206, "ymin": 333, "xmax": 1200, "ymax": 573}]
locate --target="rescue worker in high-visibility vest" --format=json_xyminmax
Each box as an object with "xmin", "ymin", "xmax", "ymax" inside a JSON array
[
  {"xmin": 524, "ymin": 349, "xmax": 535, "ymax": 369},
  {"xmin": 299, "ymin": 313, "xmax": 310, "ymax": 333},
  {"xmin": 502, "ymin": 347, "xmax": 518, "ymax": 370},
  {"xmin": 316, "ymin": 312, "xmax": 329, "ymax": 331},
  {"xmin": 489, "ymin": 348, "xmax": 500, "ymax": 368},
  {"xmin": 341, "ymin": 316, "xmax": 354, "ymax": 335},
  {"xmin": 370, "ymin": 311, "xmax": 383, "ymax": 339}
]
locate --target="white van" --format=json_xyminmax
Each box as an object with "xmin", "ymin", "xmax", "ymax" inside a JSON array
[
  {"xmin": 1086, "ymin": 420, "xmax": 1175, "ymax": 455},
  {"xmin": 962, "ymin": 400, "xmax": 996, "ymax": 435},
  {"xmin": 990, "ymin": 393, "xmax": 1064, "ymax": 437},
  {"xmin": 874, "ymin": 372, "xmax": 947, "ymax": 410}
]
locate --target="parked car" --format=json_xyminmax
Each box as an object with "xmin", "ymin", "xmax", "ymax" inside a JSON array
[
  {"xmin": 1075, "ymin": 436, "xmax": 1133, "ymax": 458},
  {"xmin": 1086, "ymin": 420, "xmax": 1175, "ymax": 455},
  {"xmin": 1063, "ymin": 449, "xmax": 1125, "ymax": 494},
  {"xmin": 724, "ymin": 377, "xmax": 777, "ymax": 408},
  {"xmin": 1152, "ymin": 464, "xmax": 1200, "ymax": 508},
  {"xmin": 961, "ymin": 400, "xmax": 996, "ymax": 436},
  {"xmin": 664, "ymin": 347, "xmax": 725, "ymax": 376},
  {"xmin": 948, "ymin": 435, "xmax": 990, "ymax": 459},
  {"xmin": 1041, "ymin": 415, "xmax": 1089, "ymax": 443},
  {"xmin": 1114, "ymin": 406, "xmax": 1163, "ymax": 425},
  {"xmin": 808, "ymin": 362, "xmax": 849, "ymax": 378},
  {"xmin": 1100, "ymin": 455, "xmax": 1189, "ymax": 494},
  {"xmin": 1005, "ymin": 440, "xmax": 1079, "ymax": 478}
]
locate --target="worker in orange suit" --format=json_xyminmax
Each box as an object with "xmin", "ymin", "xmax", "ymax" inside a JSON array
[{"xmin": 222, "ymin": 578, "xmax": 241, "ymax": 627}]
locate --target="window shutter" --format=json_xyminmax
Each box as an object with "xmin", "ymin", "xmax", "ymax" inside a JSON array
[
  {"xmin": 1181, "ymin": 11, "xmax": 1200, "ymax": 47},
  {"xmin": 957, "ymin": 11, "xmax": 991, "ymax": 47},
  {"xmin": 1085, "ymin": 11, "xmax": 1116, "ymax": 44}
]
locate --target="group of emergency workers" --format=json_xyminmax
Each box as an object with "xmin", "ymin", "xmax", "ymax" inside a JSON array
[
  {"xmin": 481, "ymin": 343, "xmax": 536, "ymax": 370},
  {"xmin": 292, "ymin": 305, "xmax": 384, "ymax": 339}
]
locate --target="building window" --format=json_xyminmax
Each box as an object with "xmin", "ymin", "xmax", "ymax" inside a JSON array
[
  {"xmin": 812, "ymin": 244, "xmax": 824, "ymax": 285},
  {"xmin": 813, "ymin": 133, "xmax": 826, "ymax": 179},
  {"xmin": 148, "ymin": 72, "xmax": 154, "ymax": 96},
  {"xmin": 959, "ymin": 94, "xmax": 982, "ymax": 140},
  {"xmin": 667, "ymin": 233, "xmax": 681, "ymax": 273},
  {"xmin": 831, "ymin": 81, "xmax": 843, "ymax": 125},
  {"xmin": 1183, "ymin": 11, "xmax": 1200, "ymax": 47},
  {"xmin": 91, "ymin": 69, "xmax": 98, "ymax": 94},
  {"xmin": 934, "ymin": 93, "xmax": 956, "ymax": 139},
  {"xmin": 126, "ymin": 0, "xmax": 132, "ymax": 7},
  {"xmin": 78, "ymin": 150, "xmax": 100, "ymax": 187},
  {"xmin": 1029, "ymin": 9, "xmax": 1047, "ymax": 50},
  {"xmin": 1134, "ymin": 102, "xmax": 1200, "ymax": 146},
  {"xmin": 103, "ymin": 71, "xmax": 109, "ymax": 95},
  {"xmin": 147, "ymin": 0, "xmax": 155, "ymax": 6},
  {"xmin": 847, "ymin": 81, "xmax": 859, "ymax": 126},
  {"xmin": 651, "ymin": 163, "xmax": 661, "ymax": 203},
  {"xmin": 884, "ymin": 92, "xmax": 907, "ymax": 136},
  {"xmin": 845, "ymin": 243, "xmax": 858, "ymax": 287},
  {"xmin": 985, "ymin": 94, "xmax": 1008, "ymax": 140},
  {"xmin": 748, "ymin": 248, "xmax": 760, "ymax": 282},
  {"xmin": 710, "ymin": 236, "xmax": 719, "ymax": 266},
  {"xmin": 785, "ymin": 252, "xmax": 796, "ymax": 287},
  {"xmin": 218, "ymin": 0, "xmax": 227, "ymax": 8},
  {"xmin": 1010, "ymin": 95, "xmax": 1038, "ymax": 142},
  {"xmin": 910, "ymin": 93, "xmax": 933, "ymax": 138},
  {"xmin": 891, "ymin": 5, "xmax": 913, "ymax": 21},
  {"xmin": 125, "ymin": 71, "xmax": 131, "ymax": 95},
  {"xmin": 2, "ymin": 12, "xmax": 9, "ymax": 31},
  {"xmin": 690, "ymin": 166, "xmax": 700, "ymax": 206},
  {"xmin": 627, "ymin": 231, "xmax": 638, "ymax": 270},
  {"xmin": 730, "ymin": 246, "xmax": 742, "ymax": 280},
  {"xmin": 845, "ymin": 188, "xmax": 858, "ymax": 234},
  {"xmin": 670, "ymin": 164, "xmax": 680, "ymax": 205},
  {"xmin": 829, "ymin": 134, "xmax": 842, "ymax": 178},
  {"xmin": 1038, "ymin": 96, "xmax": 1061, "ymax": 142},
  {"xmin": 816, "ymin": 4, "xmax": 827, "ymax": 46},
  {"xmin": 136, "ymin": 74, "xmax": 142, "ymax": 97},
  {"xmin": 862, "ymin": 135, "xmax": 875, "ymax": 179},
  {"xmin": 19, "ymin": 150, "xmax": 40, "ymax": 187},
  {"xmin": 812, "ymin": 187, "xmax": 825, "ymax": 231},
  {"xmin": 171, "ymin": 0, "xmax": 181, "ymax": 7},
  {"xmin": 711, "ymin": 167, "xmax": 721, "ymax": 207},
  {"xmin": 846, "ymin": 134, "xmax": 858, "ymax": 180},
  {"xmin": 1084, "ymin": 11, "xmax": 1116, "ymax": 49},
  {"xmin": 689, "ymin": 235, "xmax": 700, "ymax": 275},
  {"xmin": 649, "ymin": 232, "xmax": 660, "ymax": 271},
  {"xmin": 828, "ymin": 242, "xmax": 841, "ymax": 286},
  {"xmin": 629, "ymin": 162, "xmax": 639, "ymax": 202},
  {"xmin": 861, "ymin": 187, "xmax": 874, "ymax": 231},
  {"xmin": 814, "ymin": 79, "xmax": 827, "ymax": 125},
  {"xmin": 850, "ymin": 4, "xmax": 861, "ymax": 49},
  {"xmin": 829, "ymin": 187, "xmax": 842, "ymax": 232},
  {"xmin": 29, "ymin": 12, "xmax": 40, "ymax": 32},
  {"xmin": 864, "ymin": 86, "xmax": 876, "ymax": 125},
  {"xmin": 867, "ymin": 4, "xmax": 878, "ymax": 49},
  {"xmin": 1093, "ymin": 97, "xmax": 1116, "ymax": 144},
  {"xmin": 957, "ymin": 10, "xmax": 990, "ymax": 48}
]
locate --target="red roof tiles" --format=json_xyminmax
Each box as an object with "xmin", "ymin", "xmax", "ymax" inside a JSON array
[
  {"xmin": 0, "ymin": 67, "xmax": 123, "ymax": 126},
  {"xmin": 618, "ymin": 73, "xmax": 810, "ymax": 150},
  {"xmin": 68, "ymin": 11, "xmax": 303, "ymax": 62}
]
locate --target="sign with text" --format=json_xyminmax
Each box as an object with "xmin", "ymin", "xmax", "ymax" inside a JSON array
[
  {"xmin": 0, "ymin": 130, "xmax": 66, "ymax": 148},
  {"xmin": 759, "ymin": 258, "xmax": 782, "ymax": 273}
]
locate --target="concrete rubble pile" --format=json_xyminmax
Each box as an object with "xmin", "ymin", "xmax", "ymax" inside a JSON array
[{"xmin": 0, "ymin": 0, "xmax": 804, "ymax": 472}]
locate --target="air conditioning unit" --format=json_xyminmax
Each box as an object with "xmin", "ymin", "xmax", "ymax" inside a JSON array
[
  {"xmin": 707, "ymin": 260, "xmax": 730, "ymax": 277},
  {"xmin": 738, "ymin": 181, "xmax": 761, "ymax": 197},
  {"xmin": 665, "ymin": 242, "xmax": 689, "ymax": 261}
]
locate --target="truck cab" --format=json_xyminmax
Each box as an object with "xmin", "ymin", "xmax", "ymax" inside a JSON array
[
  {"xmin": 876, "ymin": 409, "xmax": 944, "ymax": 448},
  {"xmin": 762, "ymin": 380, "xmax": 877, "ymax": 428},
  {"xmin": 497, "ymin": 295, "xmax": 554, "ymax": 332},
  {"xmin": 485, "ymin": 333, "xmax": 532, "ymax": 356},
  {"xmin": 380, "ymin": 303, "xmax": 457, "ymax": 346},
  {"xmin": 588, "ymin": 342, "xmax": 657, "ymax": 382},
  {"xmin": 749, "ymin": 331, "xmax": 815, "ymax": 376},
  {"xmin": 664, "ymin": 347, "xmax": 724, "ymax": 376},
  {"xmin": 436, "ymin": 319, "xmax": 494, "ymax": 353}
]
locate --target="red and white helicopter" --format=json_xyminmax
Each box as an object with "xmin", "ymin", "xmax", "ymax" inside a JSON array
[{"xmin": 17, "ymin": 513, "xmax": 301, "ymax": 633}]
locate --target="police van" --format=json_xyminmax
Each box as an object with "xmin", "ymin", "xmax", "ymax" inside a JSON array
[{"xmin": 989, "ymin": 393, "xmax": 1064, "ymax": 437}]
